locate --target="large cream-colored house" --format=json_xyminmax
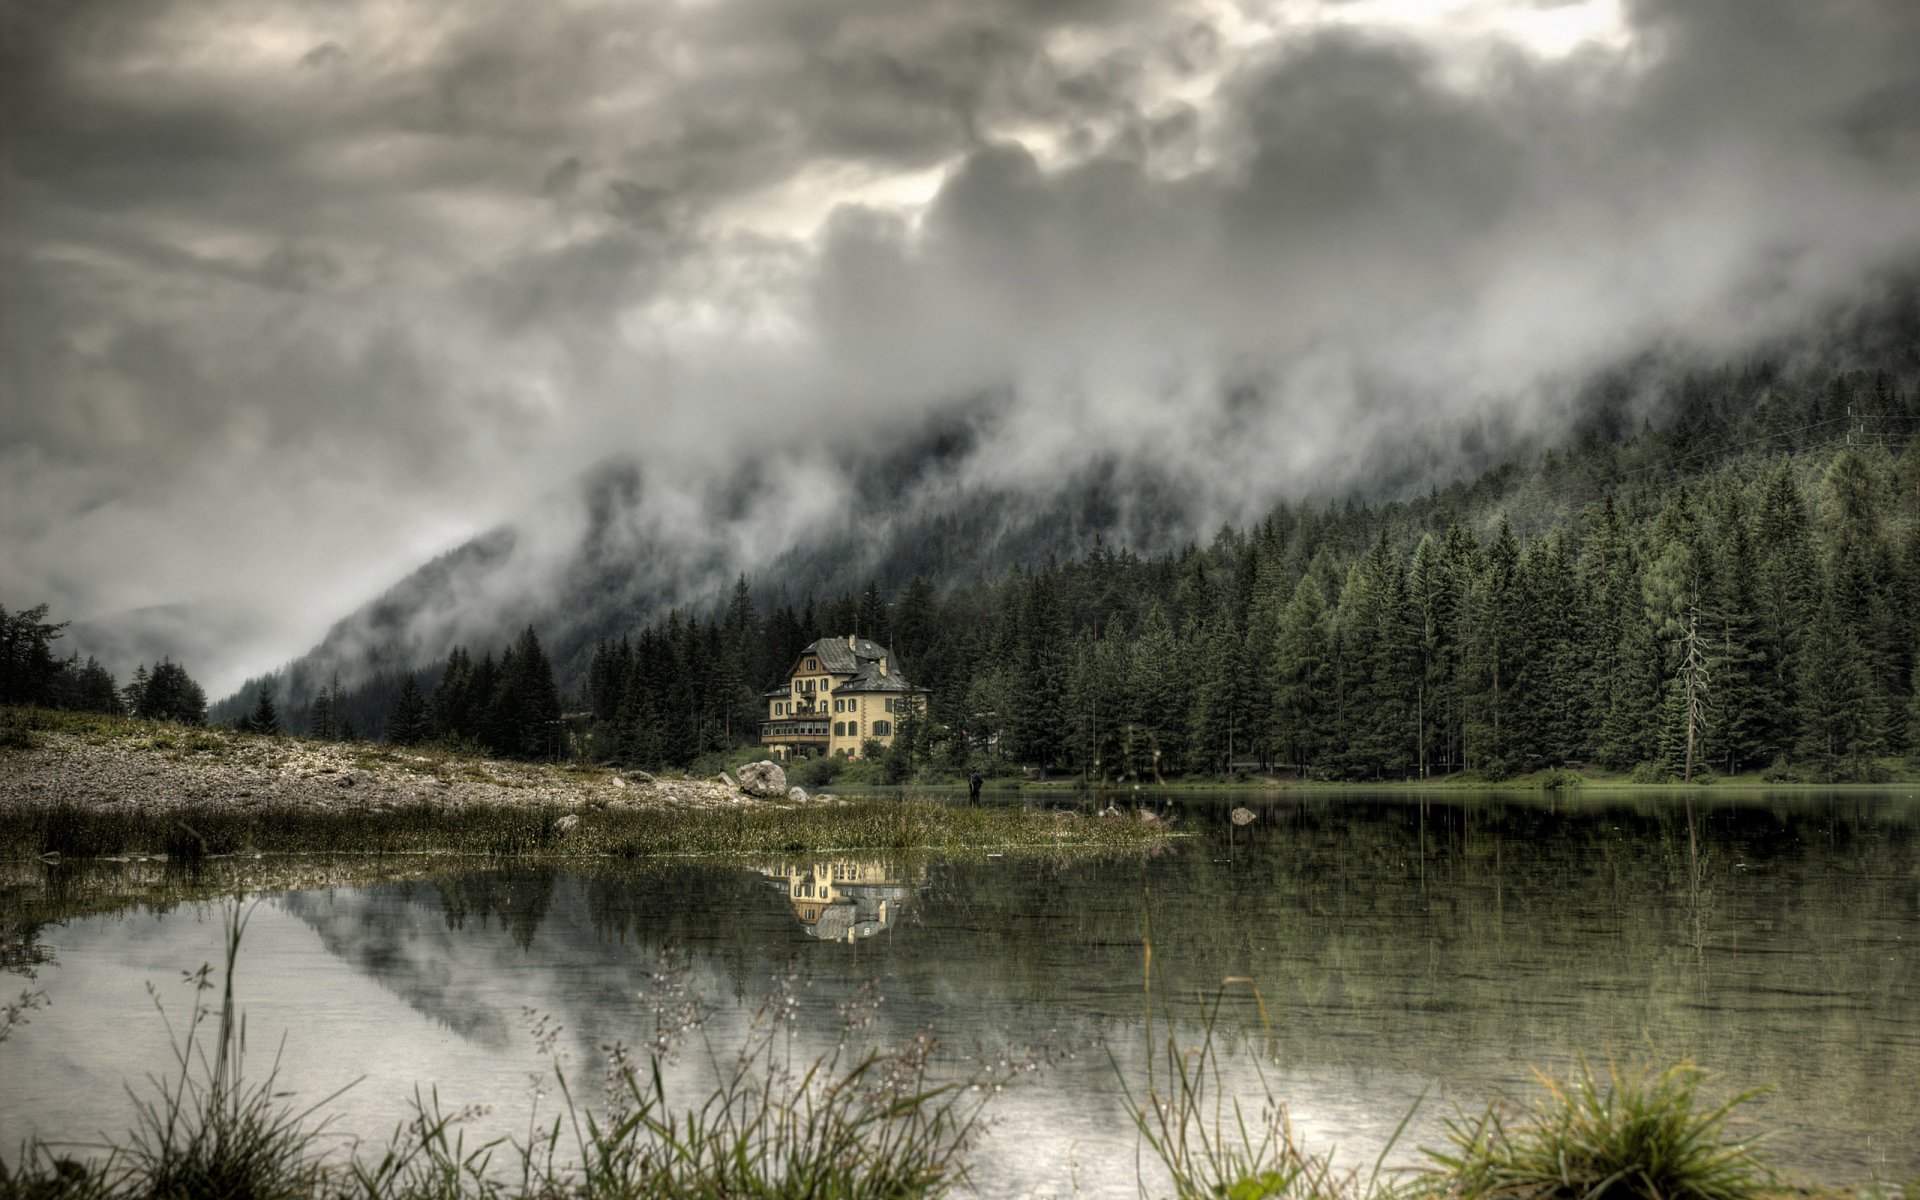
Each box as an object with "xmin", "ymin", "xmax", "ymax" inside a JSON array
[{"xmin": 759, "ymin": 635, "xmax": 929, "ymax": 760}]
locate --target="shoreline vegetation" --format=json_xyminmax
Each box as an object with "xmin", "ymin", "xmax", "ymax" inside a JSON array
[
  {"xmin": 0, "ymin": 706, "xmax": 1175, "ymax": 864},
  {"xmin": 3, "ymin": 907, "xmax": 1905, "ymax": 1200}
]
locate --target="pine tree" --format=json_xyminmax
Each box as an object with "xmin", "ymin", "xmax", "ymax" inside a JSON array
[
  {"xmin": 1463, "ymin": 516, "xmax": 1524, "ymax": 775},
  {"xmin": 123, "ymin": 664, "xmax": 150, "ymax": 716},
  {"xmin": 76, "ymin": 657, "xmax": 122, "ymax": 714},
  {"xmin": 247, "ymin": 685, "xmax": 281, "ymax": 736},
  {"xmin": 1271, "ymin": 576, "xmax": 1332, "ymax": 777},
  {"xmin": 1127, "ymin": 602, "xmax": 1187, "ymax": 779},
  {"xmin": 0, "ymin": 603, "xmax": 68, "ymax": 706},
  {"xmin": 387, "ymin": 674, "xmax": 430, "ymax": 746},
  {"xmin": 1007, "ymin": 573, "xmax": 1071, "ymax": 772},
  {"xmin": 1795, "ymin": 586, "xmax": 1885, "ymax": 781},
  {"xmin": 138, "ymin": 660, "xmax": 207, "ymax": 725}
]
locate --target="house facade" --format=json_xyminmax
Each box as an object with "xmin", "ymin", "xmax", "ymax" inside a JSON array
[{"xmin": 759, "ymin": 635, "xmax": 929, "ymax": 760}]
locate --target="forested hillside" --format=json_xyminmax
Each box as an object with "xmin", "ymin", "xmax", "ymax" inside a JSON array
[{"xmin": 579, "ymin": 361, "xmax": 1920, "ymax": 783}]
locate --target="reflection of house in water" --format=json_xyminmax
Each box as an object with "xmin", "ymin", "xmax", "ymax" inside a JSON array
[{"xmin": 755, "ymin": 859, "xmax": 926, "ymax": 943}]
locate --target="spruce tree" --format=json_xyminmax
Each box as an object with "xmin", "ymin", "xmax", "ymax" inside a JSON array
[
  {"xmin": 1271, "ymin": 576, "xmax": 1332, "ymax": 777},
  {"xmin": 247, "ymin": 685, "xmax": 281, "ymax": 736},
  {"xmin": 388, "ymin": 674, "xmax": 430, "ymax": 746},
  {"xmin": 1795, "ymin": 586, "xmax": 1885, "ymax": 780}
]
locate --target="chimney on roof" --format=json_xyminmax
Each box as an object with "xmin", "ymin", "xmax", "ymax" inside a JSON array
[
  {"xmin": 880, "ymin": 656, "xmax": 888, "ymax": 676},
  {"xmin": 849, "ymin": 634, "xmax": 857, "ymax": 651}
]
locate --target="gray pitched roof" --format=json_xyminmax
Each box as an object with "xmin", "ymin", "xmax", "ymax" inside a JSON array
[
  {"xmin": 834, "ymin": 662, "xmax": 929, "ymax": 694},
  {"xmin": 798, "ymin": 636, "xmax": 893, "ymax": 675}
]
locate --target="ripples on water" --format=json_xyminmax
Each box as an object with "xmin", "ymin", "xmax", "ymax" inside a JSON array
[{"xmin": 2, "ymin": 791, "xmax": 1916, "ymax": 1194}]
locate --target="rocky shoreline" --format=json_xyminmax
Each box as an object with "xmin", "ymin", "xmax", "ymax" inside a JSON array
[{"xmin": 0, "ymin": 725, "xmax": 818, "ymax": 818}]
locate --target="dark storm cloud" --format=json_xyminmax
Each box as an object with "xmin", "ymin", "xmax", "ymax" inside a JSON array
[{"xmin": 3, "ymin": 0, "xmax": 1918, "ymax": 690}]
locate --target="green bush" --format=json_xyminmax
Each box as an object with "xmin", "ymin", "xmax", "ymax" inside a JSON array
[
  {"xmin": 1758, "ymin": 756, "xmax": 1797, "ymax": 787},
  {"xmin": 1628, "ymin": 762, "xmax": 1674, "ymax": 784},
  {"xmin": 789, "ymin": 754, "xmax": 845, "ymax": 789}
]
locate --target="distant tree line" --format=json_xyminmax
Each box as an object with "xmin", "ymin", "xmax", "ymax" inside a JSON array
[
  {"xmin": 583, "ymin": 365, "xmax": 1920, "ymax": 783},
  {"xmin": 1, "ymin": 603, "xmax": 207, "ymax": 724},
  {"xmin": 410, "ymin": 627, "xmax": 563, "ymax": 759}
]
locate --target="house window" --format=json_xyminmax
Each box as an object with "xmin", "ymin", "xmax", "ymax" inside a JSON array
[
  {"xmin": 807, "ymin": 658, "xmax": 817, "ymax": 671},
  {"xmin": 834, "ymin": 721, "xmax": 846, "ymax": 736},
  {"xmin": 833, "ymin": 698, "xmax": 843, "ymax": 712},
  {"xmin": 775, "ymin": 702, "xmax": 784, "ymax": 715},
  {"xmin": 849, "ymin": 721, "xmax": 859, "ymax": 736},
  {"xmin": 884, "ymin": 699, "xmax": 894, "ymax": 713},
  {"xmin": 874, "ymin": 720, "xmax": 892, "ymax": 736}
]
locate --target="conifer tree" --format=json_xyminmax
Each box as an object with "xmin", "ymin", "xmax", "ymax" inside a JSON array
[
  {"xmin": 138, "ymin": 660, "xmax": 207, "ymax": 725},
  {"xmin": 1271, "ymin": 575, "xmax": 1332, "ymax": 777},
  {"xmin": 76, "ymin": 657, "xmax": 122, "ymax": 714},
  {"xmin": 1795, "ymin": 586, "xmax": 1885, "ymax": 780},
  {"xmin": 1127, "ymin": 602, "xmax": 1187, "ymax": 778},
  {"xmin": 123, "ymin": 664, "xmax": 150, "ymax": 716},
  {"xmin": 0, "ymin": 603, "xmax": 68, "ymax": 706},
  {"xmin": 387, "ymin": 674, "xmax": 430, "ymax": 746},
  {"xmin": 246, "ymin": 685, "xmax": 281, "ymax": 736}
]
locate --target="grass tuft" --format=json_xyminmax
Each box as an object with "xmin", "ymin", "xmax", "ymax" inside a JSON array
[{"xmin": 1421, "ymin": 1057, "xmax": 1773, "ymax": 1200}]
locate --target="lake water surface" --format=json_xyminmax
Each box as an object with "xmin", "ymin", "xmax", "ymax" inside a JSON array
[{"xmin": 3, "ymin": 792, "xmax": 1916, "ymax": 1195}]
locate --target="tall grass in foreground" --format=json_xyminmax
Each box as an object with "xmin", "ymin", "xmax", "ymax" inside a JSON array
[
  {"xmin": 1423, "ymin": 1059, "xmax": 1772, "ymax": 1200},
  {"xmin": 2, "ymin": 900, "xmax": 1890, "ymax": 1200},
  {"xmin": 1119, "ymin": 888, "xmax": 1791, "ymax": 1200},
  {"xmin": 1, "ymin": 906, "xmax": 999, "ymax": 1200}
]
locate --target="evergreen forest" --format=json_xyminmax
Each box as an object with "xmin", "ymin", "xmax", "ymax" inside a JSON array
[
  {"xmin": 14, "ymin": 353, "xmax": 1920, "ymax": 784},
  {"xmin": 579, "ymin": 366, "xmax": 1920, "ymax": 784}
]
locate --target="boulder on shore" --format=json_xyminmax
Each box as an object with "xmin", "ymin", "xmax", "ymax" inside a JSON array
[
  {"xmin": 718, "ymin": 771, "xmax": 737, "ymax": 788},
  {"xmin": 788, "ymin": 786, "xmax": 810, "ymax": 804},
  {"xmin": 735, "ymin": 760, "xmax": 787, "ymax": 797}
]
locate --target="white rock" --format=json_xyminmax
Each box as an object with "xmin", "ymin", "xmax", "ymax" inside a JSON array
[
  {"xmin": 788, "ymin": 786, "xmax": 810, "ymax": 804},
  {"xmin": 735, "ymin": 760, "xmax": 787, "ymax": 797},
  {"xmin": 554, "ymin": 813, "xmax": 580, "ymax": 835}
]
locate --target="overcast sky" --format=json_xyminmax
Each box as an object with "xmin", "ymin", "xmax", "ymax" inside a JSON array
[{"xmin": 5, "ymin": 0, "xmax": 1920, "ymax": 693}]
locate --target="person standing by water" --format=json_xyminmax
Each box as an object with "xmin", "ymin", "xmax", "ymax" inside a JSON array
[{"xmin": 968, "ymin": 770, "xmax": 983, "ymax": 805}]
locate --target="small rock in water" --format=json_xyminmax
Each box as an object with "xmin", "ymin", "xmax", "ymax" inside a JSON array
[
  {"xmin": 1230, "ymin": 807, "xmax": 1256, "ymax": 826},
  {"xmin": 788, "ymin": 786, "xmax": 810, "ymax": 804}
]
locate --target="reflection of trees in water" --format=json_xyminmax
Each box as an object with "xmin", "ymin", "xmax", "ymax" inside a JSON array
[
  {"xmin": 436, "ymin": 868, "xmax": 558, "ymax": 951},
  {"xmin": 2, "ymin": 919, "xmax": 54, "ymax": 977},
  {"xmin": 871, "ymin": 796, "xmax": 1920, "ymax": 1145}
]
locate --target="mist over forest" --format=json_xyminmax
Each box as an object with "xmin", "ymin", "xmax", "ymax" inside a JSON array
[{"xmin": 6, "ymin": 0, "xmax": 1920, "ymax": 706}]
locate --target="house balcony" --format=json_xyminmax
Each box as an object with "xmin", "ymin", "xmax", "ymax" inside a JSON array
[{"xmin": 760, "ymin": 719, "xmax": 829, "ymax": 745}]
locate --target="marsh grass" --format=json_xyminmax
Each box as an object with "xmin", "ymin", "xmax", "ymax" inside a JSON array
[
  {"xmin": 5, "ymin": 798, "xmax": 1168, "ymax": 863},
  {"xmin": 1119, "ymin": 978, "xmax": 1369, "ymax": 1200},
  {"xmin": 1119, "ymin": 883, "xmax": 1782, "ymax": 1200},
  {"xmin": 2, "ymin": 907, "xmax": 1003, "ymax": 1200},
  {"xmin": 1420, "ymin": 1058, "xmax": 1774, "ymax": 1200}
]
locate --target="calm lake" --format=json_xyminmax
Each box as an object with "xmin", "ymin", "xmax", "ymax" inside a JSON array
[{"xmin": 3, "ymin": 791, "xmax": 1917, "ymax": 1195}]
